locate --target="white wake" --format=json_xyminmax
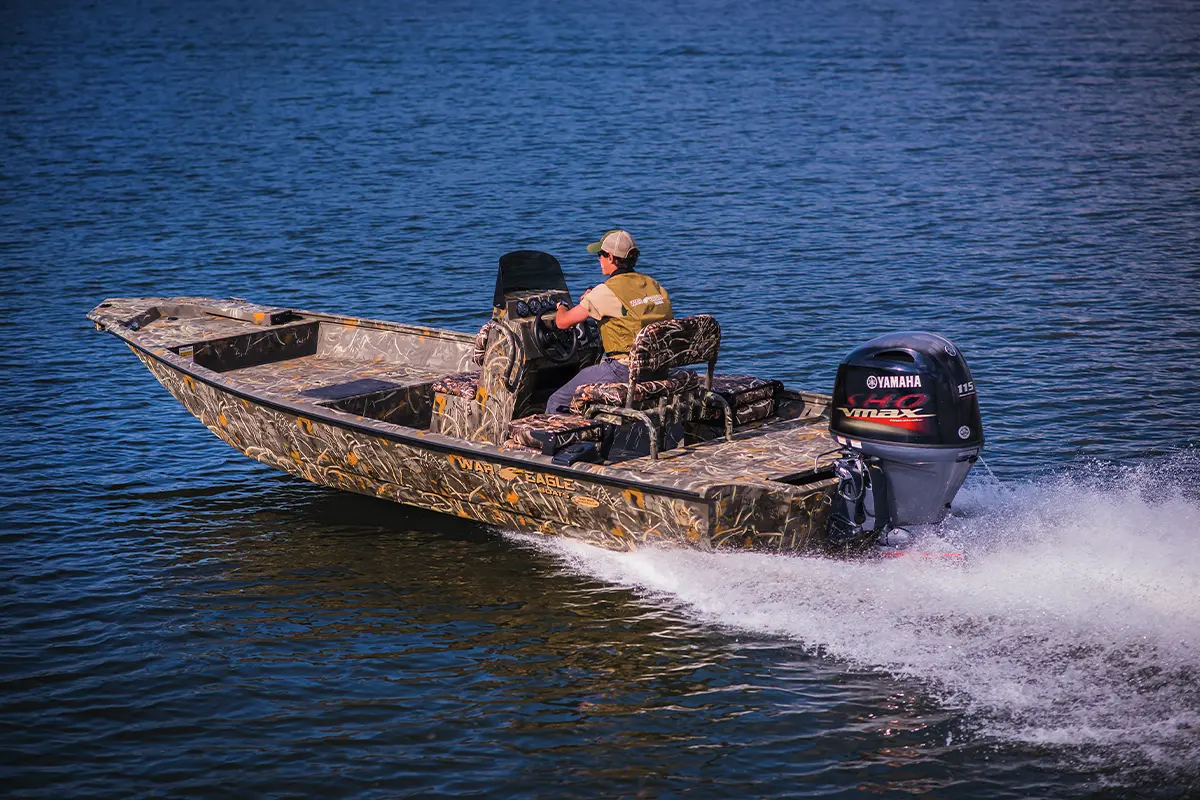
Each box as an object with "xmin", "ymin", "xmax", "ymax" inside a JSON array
[{"xmin": 516, "ymin": 456, "xmax": 1200, "ymax": 768}]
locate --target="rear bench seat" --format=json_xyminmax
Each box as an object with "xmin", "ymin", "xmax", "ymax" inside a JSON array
[{"xmin": 700, "ymin": 374, "xmax": 783, "ymax": 426}]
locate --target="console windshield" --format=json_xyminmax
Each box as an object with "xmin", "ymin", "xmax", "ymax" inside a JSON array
[{"xmin": 493, "ymin": 251, "xmax": 569, "ymax": 306}]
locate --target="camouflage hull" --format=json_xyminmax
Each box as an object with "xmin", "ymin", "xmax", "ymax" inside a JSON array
[{"xmin": 89, "ymin": 297, "xmax": 843, "ymax": 554}]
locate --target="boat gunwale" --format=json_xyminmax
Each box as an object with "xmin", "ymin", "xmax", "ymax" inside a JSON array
[{"xmin": 287, "ymin": 307, "xmax": 479, "ymax": 344}]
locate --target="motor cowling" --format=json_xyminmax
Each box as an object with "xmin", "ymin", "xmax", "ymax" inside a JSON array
[{"xmin": 828, "ymin": 332, "xmax": 983, "ymax": 549}]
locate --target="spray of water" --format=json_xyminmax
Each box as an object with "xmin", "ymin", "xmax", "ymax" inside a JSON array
[{"xmin": 517, "ymin": 454, "xmax": 1200, "ymax": 769}]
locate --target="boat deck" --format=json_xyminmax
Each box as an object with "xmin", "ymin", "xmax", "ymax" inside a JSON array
[
  {"xmin": 227, "ymin": 355, "xmax": 449, "ymax": 400},
  {"xmin": 615, "ymin": 415, "xmax": 835, "ymax": 484},
  {"xmin": 137, "ymin": 313, "xmax": 295, "ymax": 348}
]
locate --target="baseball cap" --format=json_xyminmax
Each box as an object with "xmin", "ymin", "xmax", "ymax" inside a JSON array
[{"xmin": 586, "ymin": 229, "xmax": 638, "ymax": 259}]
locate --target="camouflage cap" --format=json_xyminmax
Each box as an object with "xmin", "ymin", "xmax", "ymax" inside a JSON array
[{"xmin": 587, "ymin": 229, "xmax": 638, "ymax": 259}]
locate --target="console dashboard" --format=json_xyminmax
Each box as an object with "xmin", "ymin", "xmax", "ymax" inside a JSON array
[
  {"xmin": 502, "ymin": 290, "xmax": 602, "ymax": 362},
  {"xmin": 503, "ymin": 290, "xmax": 572, "ymax": 321}
]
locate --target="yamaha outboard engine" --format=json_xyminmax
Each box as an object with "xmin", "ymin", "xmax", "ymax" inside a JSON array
[{"xmin": 828, "ymin": 332, "xmax": 983, "ymax": 551}]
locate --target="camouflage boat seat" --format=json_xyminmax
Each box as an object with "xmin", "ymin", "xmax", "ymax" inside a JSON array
[
  {"xmin": 568, "ymin": 314, "xmax": 723, "ymax": 460},
  {"xmin": 431, "ymin": 371, "xmax": 482, "ymax": 398},
  {"xmin": 567, "ymin": 368, "xmax": 702, "ymax": 411},
  {"xmin": 504, "ymin": 413, "xmax": 615, "ymax": 459},
  {"xmin": 699, "ymin": 374, "xmax": 784, "ymax": 427}
]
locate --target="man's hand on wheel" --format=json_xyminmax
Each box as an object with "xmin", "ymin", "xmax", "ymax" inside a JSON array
[{"xmin": 554, "ymin": 301, "xmax": 589, "ymax": 330}]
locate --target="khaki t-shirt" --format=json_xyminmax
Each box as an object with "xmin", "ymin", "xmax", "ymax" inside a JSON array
[{"xmin": 580, "ymin": 284, "xmax": 623, "ymax": 320}]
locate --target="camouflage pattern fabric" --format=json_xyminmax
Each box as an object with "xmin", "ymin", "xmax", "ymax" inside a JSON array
[
  {"xmin": 698, "ymin": 374, "xmax": 782, "ymax": 424},
  {"xmin": 432, "ymin": 371, "xmax": 481, "ymax": 398},
  {"xmin": 709, "ymin": 374, "xmax": 783, "ymax": 406},
  {"xmin": 565, "ymin": 316, "xmax": 719, "ymax": 456},
  {"xmin": 432, "ymin": 315, "xmax": 532, "ymax": 444},
  {"xmin": 726, "ymin": 397, "xmax": 774, "ymax": 426},
  {"xmin": 507, "ymin": 413, "xmax": 610, "ymax": 450},
  {"xmin": 472, "ymin": 321, "xmax": 499, "ymax": 366},
  {"xmin": 568, "ymin": 369, "xmax": 701, "ymax": 414},
  {"xmin": 431, "ymin": 392, "xmax": 482, "ymax": 439},
  {"xmin": 627, "ymin": 314, "xmax": 721, "ymax": 381},
  {"xmin": 475, "ymin": 318, "xmax": 535, "ymax": 445}
]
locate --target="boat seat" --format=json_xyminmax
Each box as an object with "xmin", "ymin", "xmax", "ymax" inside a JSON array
[
  {"xmin": 505, "ymin": 413, "xmax": 615, "ymax": 458},
  {"xmin": 431, "ymin": 371, "xmax": 482, "ymax": 398},
  {"xmin": 567, "ymin": 314, "xmax": 722, "ymax": 460},
  {"xmin": 699, "ymin": 374, "xmax": 783, "ymax": 426},
  {"xmin": 567, "ymin": 368, "xmax": 701, "ymax": 413}
]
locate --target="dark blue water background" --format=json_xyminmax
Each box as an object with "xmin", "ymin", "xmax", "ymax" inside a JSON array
[{"xmin": 3, "ymin": 0, "xmax": 1199, "ymax": 796}]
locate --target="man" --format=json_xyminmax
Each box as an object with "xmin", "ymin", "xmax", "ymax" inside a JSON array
[{"xmin": 545, "ymin": 229, "xmax": 673, "ymax": 414}]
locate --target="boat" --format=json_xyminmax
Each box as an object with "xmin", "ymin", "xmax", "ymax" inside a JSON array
[{"xmin": 87, "ymin": 250, "xmax": 984, "ymax": 554}]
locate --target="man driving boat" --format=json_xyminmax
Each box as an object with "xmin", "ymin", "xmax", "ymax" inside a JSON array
[{"xmin": 545, "ymin": 229, "xmax": 673, "ymax": 414}]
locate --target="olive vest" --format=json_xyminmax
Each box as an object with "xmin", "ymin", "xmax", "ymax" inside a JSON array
[{"xmin": 599, "ymin": 271, "xmax": 673, "ymax": 356}]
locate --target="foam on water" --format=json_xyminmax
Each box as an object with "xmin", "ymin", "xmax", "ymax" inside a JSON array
[{"xmin": 517, "ymin": 455, "xmax": 1200, "ymax": 769}]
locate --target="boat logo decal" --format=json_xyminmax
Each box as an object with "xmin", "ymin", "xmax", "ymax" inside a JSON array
[
  {"xmin": 839, "ymin": 407, "xmax": 934, "ymax": 421},
  {"xmin": 838, "ymin": 392, "xmax": 934, "ymax": 430},
  {"xmin": 571, "ymin": 495, "xmax": 600, "ymax": 509},
  {"xmin": 866, "ymin": 374, "xmax": 922, "ymax": 390},
  {"xmin": 449, "ymin": 454, "xmax": 499, "ymax": 475},
  {"xmin": 958, "ymin": 425, "xmax": 971, "ymax": 439},
  {"xmin": 448, "ymin": 454, "xmax": 579, "ymax": 493}
]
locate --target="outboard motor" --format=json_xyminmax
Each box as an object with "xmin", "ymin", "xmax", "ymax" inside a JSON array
[{"xmin": 827, "ymin": 332, "xmax": 983, "ymax": 551}]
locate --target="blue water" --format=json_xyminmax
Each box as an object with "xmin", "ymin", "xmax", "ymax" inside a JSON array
[{"xmin": 3, "ymin": 0, "xmax": 1199, "ymax": 796}]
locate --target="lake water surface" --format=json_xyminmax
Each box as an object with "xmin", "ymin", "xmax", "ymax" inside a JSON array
[{"xmin": 3, "ymin": 0, "xmax": 1199, "ymax": 796}]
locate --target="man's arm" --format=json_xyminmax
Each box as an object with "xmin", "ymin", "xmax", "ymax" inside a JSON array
[
  {"xmin": 554, "ymin": 302, "xmax": 590, "ymax": 329},
  {"xmin": 557, "ymin": 284, "xmax": 621, "ymax": 329}
]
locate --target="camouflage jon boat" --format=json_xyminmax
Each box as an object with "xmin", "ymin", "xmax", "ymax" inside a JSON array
[{"xmin": 88, "ymin": 251, "xmax": 983, "ymax": 555}]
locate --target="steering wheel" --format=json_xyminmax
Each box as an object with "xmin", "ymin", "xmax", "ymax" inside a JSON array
[{"xmin": 533, "ymin": 313, "xmax": 580, "ymax": 364}]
